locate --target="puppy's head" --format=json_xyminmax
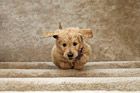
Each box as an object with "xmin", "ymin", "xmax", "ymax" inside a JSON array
[{"xmin": 44, "ymin": 28, "xmax": 93, "ymax": 60}]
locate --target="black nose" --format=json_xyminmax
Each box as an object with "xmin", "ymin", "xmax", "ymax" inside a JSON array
[{"xmin": 67, "ymin": 52, "xmax": 73, "ymax": 58}]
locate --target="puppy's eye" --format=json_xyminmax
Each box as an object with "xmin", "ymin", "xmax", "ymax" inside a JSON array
[
  {"xmin": 73, "ymin": 42, "xmax": 77, "ymax": 46},
  {"xmin": 63, "ymin": 43, "xmax": 67, "ymax": 47}
]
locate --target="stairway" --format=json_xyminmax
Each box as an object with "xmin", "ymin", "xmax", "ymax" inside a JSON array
[{"xmin": 0, "ymin": 61, "xmax": 140, "ymax": 91}]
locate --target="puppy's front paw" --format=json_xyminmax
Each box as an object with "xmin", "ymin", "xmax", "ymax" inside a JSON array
[
  {"xmin": 59, "ymin": 62, "xmax": 73, "ymax": 69},
  {"xmin": 74, "ymin": 60, "xmax": 87, "ymax": 70}
]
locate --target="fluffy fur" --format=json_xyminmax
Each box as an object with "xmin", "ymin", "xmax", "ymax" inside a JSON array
[{"xmin": 44, "ymin": 26, "xmax": 93, "ymax": 70}]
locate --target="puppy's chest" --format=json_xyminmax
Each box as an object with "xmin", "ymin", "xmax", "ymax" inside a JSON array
[{"xmin": 67, "ymin": 60, "xmax": 74, "ymax": 63}]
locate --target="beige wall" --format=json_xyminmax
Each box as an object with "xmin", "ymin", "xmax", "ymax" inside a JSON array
[{"xmin": 0, "ymin": 0, "xmax": 140, "ymax": 62}]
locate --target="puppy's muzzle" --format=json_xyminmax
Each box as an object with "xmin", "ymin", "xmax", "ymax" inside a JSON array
[{"xmin": 67, "ymin": 52, "xmax": 74, "ymax": 59}]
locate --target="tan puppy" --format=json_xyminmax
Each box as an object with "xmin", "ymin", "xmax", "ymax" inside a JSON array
[{"xmin": 44, "ymin": 24, "xmax": 93, "ymax": 70}]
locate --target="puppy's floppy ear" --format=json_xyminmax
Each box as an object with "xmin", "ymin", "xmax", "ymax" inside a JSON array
[
  {"xmin": 78, "ymin": 29, "xmax": 93, "ymax": 39},
  {"xmin": 43, "ymin": 31, "xmax": 59, "ymax": 39}
]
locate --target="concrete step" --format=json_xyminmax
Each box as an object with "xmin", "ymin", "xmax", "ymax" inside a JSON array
[
  {"xmin": 0, "ymin": 68, "xmax": 140, "ymax": 77},
  {"xmin": 0, "ymin": 61, "xmax": 140, "ymax": 69},
  {"xmin": 0, "ymin": 77, "xmax": 140, "ymax": 91}
]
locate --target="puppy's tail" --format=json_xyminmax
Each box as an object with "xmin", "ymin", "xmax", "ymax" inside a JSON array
[{"xmin": 59, "ymin": 22, "xmax": 62, "ymax": 29}]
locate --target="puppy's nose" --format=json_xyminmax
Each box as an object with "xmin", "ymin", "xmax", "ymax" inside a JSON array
[{"xmin": 67, "ymin": 52, "xmax": 73, "ymax": 58}]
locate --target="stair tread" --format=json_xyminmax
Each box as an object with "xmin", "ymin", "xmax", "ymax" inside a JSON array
[
  {"xmin": 0, "ymin": 61, "xmax": 140, "ymax": 91},
  {"xmin": 0, "ymin": 77, "xmax": 140, "ymax": 91},
  {"xmin": 0, "ymin": 61, "xmax": 140, "ymax": 69},
  {"xmin": 0, "ymin": 68, "xmax": 140, "ymax": 77}
]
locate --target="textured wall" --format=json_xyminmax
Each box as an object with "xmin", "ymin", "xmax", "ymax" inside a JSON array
[{"xmin": 0, "ymin": 0, "xmax": 140, "ymax": 62}]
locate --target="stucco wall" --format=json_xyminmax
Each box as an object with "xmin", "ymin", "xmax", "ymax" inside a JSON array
[{"xmin": 0, "ymin": 0, "xmax": 140, "ymax": 62}]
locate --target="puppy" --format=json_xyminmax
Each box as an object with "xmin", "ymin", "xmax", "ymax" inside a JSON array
[{"xmin": 44, "ymin": 24, "xmax": 93, "ymax": 70}]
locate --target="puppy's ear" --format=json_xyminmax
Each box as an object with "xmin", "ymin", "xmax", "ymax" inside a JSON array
[
  {"xmin": 78, "ymin": 29, "xmax": 93, "ymax": 39},
  {"xmin": 43, "ymin": 31, "xmax": 59, "ymax": 39}
]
